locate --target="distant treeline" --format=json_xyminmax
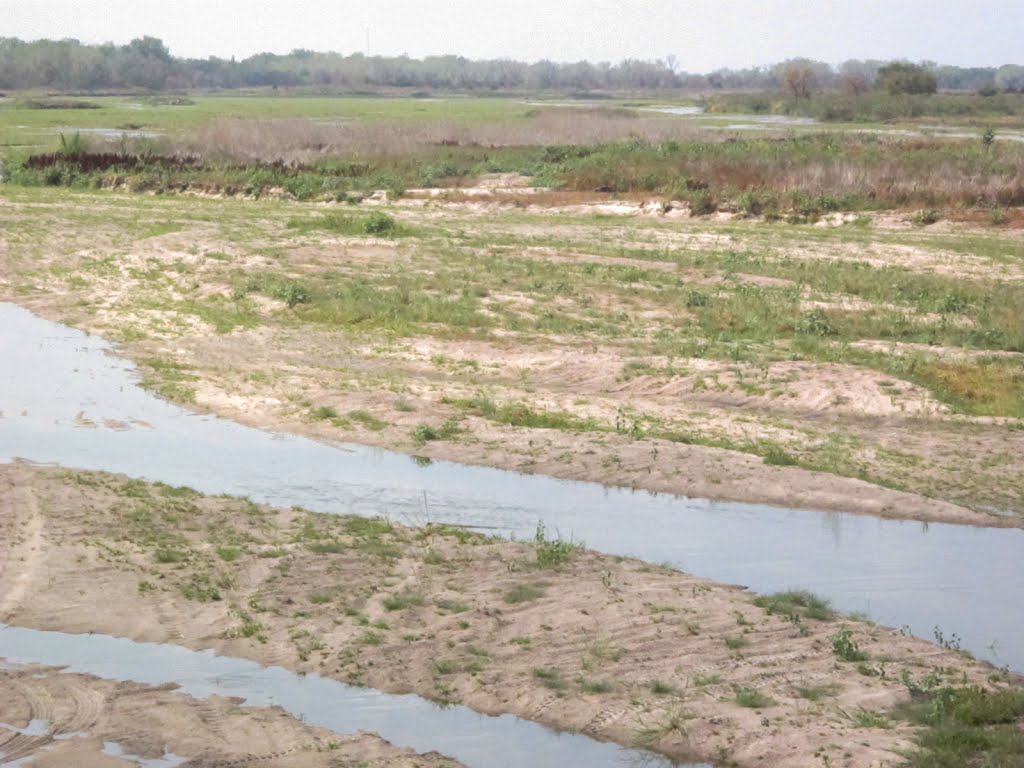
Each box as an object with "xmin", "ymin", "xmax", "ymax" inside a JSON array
[{"xmin": 1, "ymin": 36, "xmax": 1023, "ymax": 94}]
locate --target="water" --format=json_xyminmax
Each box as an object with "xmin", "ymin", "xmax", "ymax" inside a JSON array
[
  {"xmin": 1, "ymin": 302, "xmax": 1022, "ymax": 671},
  {"xmin": 640, "ymin": 106, "xmax": 705, "ymax": 116},
  {"xmin": 102, "ymin": 742, "xmax": 188, "ymax": 768},
  {"xmin": 0, "ymin": 624, "xmax": 686, "ymax": 768},
  {"xmin": 56, "ymin": 126, "xmax": 162, "ymax": 139}
]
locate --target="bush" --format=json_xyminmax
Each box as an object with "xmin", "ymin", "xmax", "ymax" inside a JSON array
[
  {"xmin": 831, "ymin": 625, "xmax": 869, "ymax": 662},
  {"xmin": 876, "ymin": 63, "xmax": 938, "ymax": 95},
  {"xmin": 532, "ymin": 521, "xmax": 581, "ymax": 568},
  {"xmin": 364, "ymin": 211, "xmax": 397, "ymax": 235}
]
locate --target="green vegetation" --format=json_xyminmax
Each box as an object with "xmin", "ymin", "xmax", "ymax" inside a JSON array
[
  {"xmin": 897, "ymin": 685, "xmax": 1024, "ymax": 767},
  {"xmin": 831, "ymin": 626, "xmax": 870, "ymax": 662},
  {"xmin": 504, "ymin": 584, "xmax": 546, "ymax": 604},
  {"xmin": 754, "ymin": 591, "xmax": 834, "ymax": 622},
  {"xmin": 734, "ymin": 687, "xmax": 776, "ymax": 709},
  {"xmin": 531, "ymin": 521, "xmax": 582, "ymax": 569}
]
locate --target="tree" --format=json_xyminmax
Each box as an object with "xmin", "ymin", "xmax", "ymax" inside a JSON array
[
  {"xmin": 783, "ymin": 66, "xmax": 817, "ymax": 101},
  {"xmin": 840, "ymin": 73, "xmax": 871, "ymax": 96},
  {"xmin": 126, "ymin": 36, "xmax": 171, "ymax": 62},
  {"xmin": 875, "ymin": 62, "xmax": 937, "ymax": 95},
  {"xmin": 995, "ymin": 64, "xmax": 1024, "ymax": 93}
]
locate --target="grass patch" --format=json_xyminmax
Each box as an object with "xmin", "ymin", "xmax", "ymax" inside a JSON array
[
  {"xmin": 286, "ymin": 211, "xmax": 405, "ymax": 237},
  {"xmin": 797, "ymin": 683, "xmax": 842, "ymax": 701},
  {"xmin": 753, "ymin": 590, "xmax": 835, "ymax": 622},
  {"xmin": 532, "ymin": 521, "xmax": 581, "ymax": 569},
  {"xmin": 650, "ymin": 680, "xmax": 676, "ymax": 695},
  {"xmin": 435, "ymin": 599, "xmax": 471, "ymax": 613},
  {"xmin": 181, "ymin": 574, "xmax": 222, "ymax": 602},
  {"xmin": 382, "ymin": 590, "xmax": 425, "ymax": 611},
  {"xmin": 734, "ymin": 687, "xmax": 776, "ymax": 709},
  {"xmin": 533, "ymin": 667, "xmax": 568, "ymax": 692},
  {"xmin": 348, "ymin": 409, "xmax": 388, "ymax": 431},
  {"xmin": 412, "ymin": 419, "xmax": 462, "ymax": 444},
  {"xmin": 504, "ymin": 584, "xmax": 545, "ymax": 604},
  {"xmin": 896, "ymin": 685, "xmax": 1024, "ymax": 767}
]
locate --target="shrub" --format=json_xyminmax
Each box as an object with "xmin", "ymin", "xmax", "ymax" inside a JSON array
[
  {"xmin": 876, "ymin": 63, "xmax": 937, "ymax": 95},
  {"xmin": 754, "ymin": 590, "xmax": 834, "ymax": 621},
  {"xmin": 532, "ymin": 521, "xmax": 581, "ymax": 568},
  {"xmin": 364, "ymin": 211, "xmax": 397, "ymax": 235},
  {"xmin": 831, "ymin": 625, "xmax": 869, "ymax": 662}
]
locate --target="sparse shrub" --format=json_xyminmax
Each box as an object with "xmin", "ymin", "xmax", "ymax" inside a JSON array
[
  {"xmin": 754, "ymin": 590, "xmax": 834, "ymax": 621},
  {"xmin": 685, "ymin": 289, "xmax": 710, "ymax": 308},
  {"xmin": 796, "ymin": 308, "xmax": 837, "ymax": 337},
  {"xmin": 533, "ymin": 667, "xmax": 568, "ymax": 691},
  {"xmin": 364, "ymin": 211, "xmax": 397, "ymax": 235},
  {"xmin": 532, "ymin": 521, "xmax": 581, "ymax": 568},
  {"xmin": 650, "ymin": 680, "xmax": 675, "ymax": 695},
  {"xmin": 155, "ymin": 548, "xmax": 187, "ymax": 563},
  {"xmin": 734, "ymin": 687, "xmax": 775, "ymax": 709},
  {"xmin": 182, "ymin": 574, "xmax": 222, "ymax": 602},
  {"xmin": 989, "ymin": 207, "xmax": 1009, "ymax": 225},
  {"xmin": 273, "ymin": 282, "xmax": 311, "ymax": 308},
  {"xmin": 312, "ymin": 405, "xmax": 339, "ymax": 421},
  {"xmin": 383, "ymin": 590, "xmax": 424, "ymax": 611},
  {"xmin": 411, "ymin": 419, "xmax": 461, "ymax": 444},
  {"xmin": 911, "ymin": 208, "xmax": 941, "ymax": 226},
  {"xmin": 505, "ymin": 584, "xmax": 545, "ymax": 604},
  {"xmin": 761, "ymin": 443, "xmax": 799, "ymax": 467},
  {"xmin": 831, "ymin": 625, "xmax": 869, "ymax": 662}
]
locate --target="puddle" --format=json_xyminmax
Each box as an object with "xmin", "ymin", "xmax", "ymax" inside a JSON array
[
  {"xmin": 640, "ymin": 106, "xmax": 705, "ymax": 116},
  {"xmin": 0, "ymin": 719, "xmax": 50, "ymax": 737},
  {"xmin": 1, "ymin": 301, "xmax": 1022, "ymax": 671},
  {"xmin": 56, "ymin": 127, "xmax": 161, "ymax": 139},
  {"xmin": 102, "ymin": 742, "xmax": 189, "ymax": 767},
  {"xmin": 0, "ymin": 624, "xmax": 691, "ymax": 768}
]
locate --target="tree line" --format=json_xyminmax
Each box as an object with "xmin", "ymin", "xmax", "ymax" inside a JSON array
[{"xmin": 1, "ymin": 36, "xmax": 1022, "ymax": 94}]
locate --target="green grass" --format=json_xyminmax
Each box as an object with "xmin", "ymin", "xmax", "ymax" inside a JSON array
[
  {"xmin": 533, "ymin": 667, "xmax": 568, "ymax": 692},
  {"xmin": 0, "ymin": 95, "xmax": 529, "ymax": 151},
  {"xmin": 796, "ymin": 683, "xmax": 842, "ymax": 701},
  {"xmin": 504, "ymin": 584, "xmax": 545, "ymax": 604},
  {"xmin": 382, "ymin": 590, "xmax": 425, "ymax": 611},
  {"xmin": 348, "ymin": 409, "xmax": 388, "ymax": 431},
  {"xmin": 753, "ymin": 590, "xmax": 835, "ymax": 622},
  {"xmin": 734, "ymin": 687, "xmax": 776, "ymax": 709},
  {"xmin": 531, "ymin": 521, "xmax": 582, "ymax": 569},
  {"xmin": 831, "ymin": 625, "xmax": 870, "ymax": 662},
  {"xmin": 896, "ymin": 685, "xmax": 1024, "ymax": 767}
]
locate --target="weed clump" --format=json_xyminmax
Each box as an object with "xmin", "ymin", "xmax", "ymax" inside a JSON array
[
  {"xmin": 504, "ymin": 584, "xmax": 545, "ymax": 604},
  {"xmin": 532, "ymin": 521, "xmax": 581, "ymax": 569},
  {"xmin": 897, "ymin": 685, "xmax": 1024, "ymax": 767},
  {"xmin": 754, "ymin": 590, "xmax": 834, "ymax": 621},
  {"xmin": 831, "ymin": 625, "xmax": 870, "ymax": 662}
]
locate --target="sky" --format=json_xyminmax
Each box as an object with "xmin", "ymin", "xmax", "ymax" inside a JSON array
[{"xmin": 5, "ymin": 0, "xmax": 1022, "ymax": 70}]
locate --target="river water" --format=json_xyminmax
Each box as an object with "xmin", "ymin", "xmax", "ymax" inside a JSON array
[
  {"xmin": 1, "ymin": 301, "xmax": 1021, "ymax": 673},
  {"xmin": 0, "ymin": 624, "xmax": 686, "ymax": 768}
]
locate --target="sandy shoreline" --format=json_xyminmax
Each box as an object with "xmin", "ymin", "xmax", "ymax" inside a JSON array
[{"xmin": 2, "ymin": 462, "xmax": 1016, "ymax": 768}]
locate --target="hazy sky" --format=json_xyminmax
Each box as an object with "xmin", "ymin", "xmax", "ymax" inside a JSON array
[{"xmin": 6, "ymin": 0, "xmax": 1022, "ymax": 69}]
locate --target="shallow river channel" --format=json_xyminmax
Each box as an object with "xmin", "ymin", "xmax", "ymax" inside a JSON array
[
  {"xmin": 1, "ymin": 301, "xmax": 1022, "ymax": 684},
  {"xmin": 0, "ymin": 623, "xmax": 687, "ymax": 768}
]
